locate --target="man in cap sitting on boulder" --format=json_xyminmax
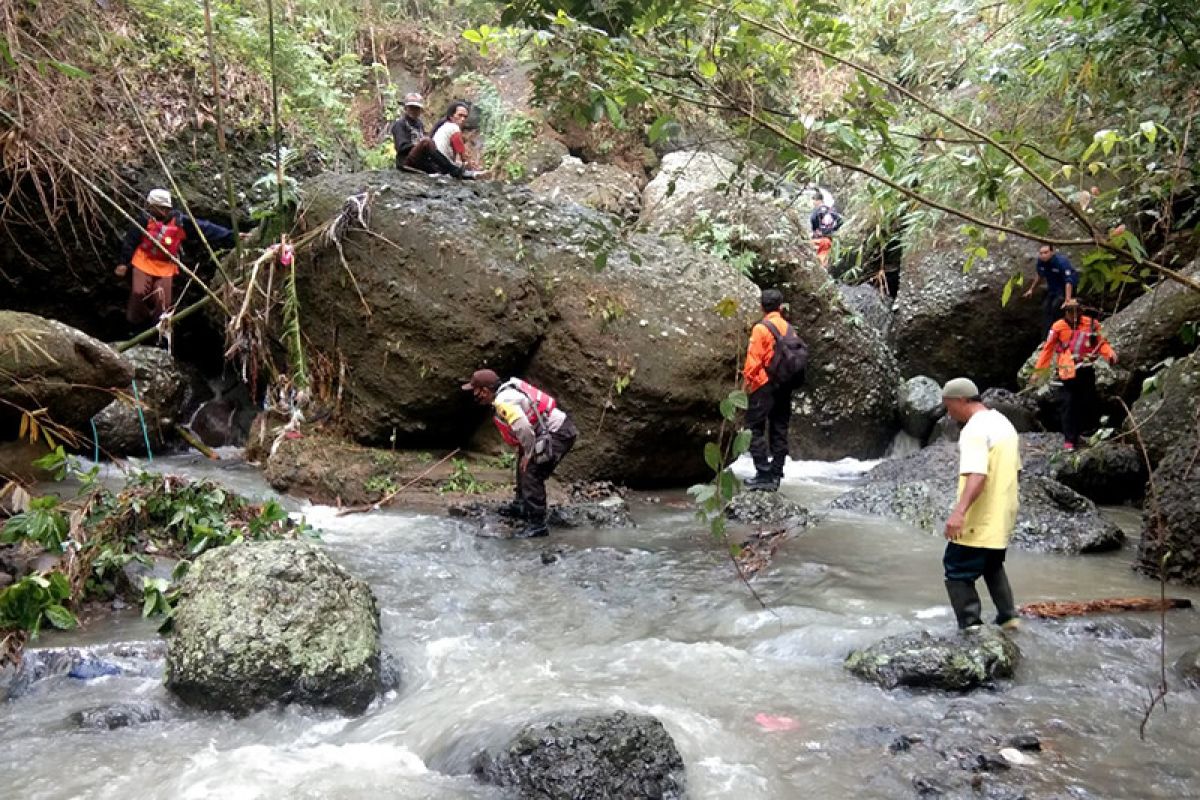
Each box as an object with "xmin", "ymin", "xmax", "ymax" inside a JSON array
[
  {"xmin": 463, "ymin": 369, "xmax": 578, "ymax": 538},
  {"xmin": 940, "ymin": 377, "xmax": 1021, "ymax": 631},
  {"xmin": 390, "ymin": 92, "xmax": 427, "ymax": 169}
]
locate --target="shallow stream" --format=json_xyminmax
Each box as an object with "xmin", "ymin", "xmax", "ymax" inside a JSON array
[{"xmin": 3, "ymin": 454, "xmax": 1199, "ymax": 799}]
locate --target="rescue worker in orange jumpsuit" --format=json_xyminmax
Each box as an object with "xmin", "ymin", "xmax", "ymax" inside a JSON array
[
  {"xmin": 115, "ymin": 189, "xmax": 239, "ymax": 330},
  {"xmin": 463, "ymin": 369, "xmax": 578, "ymax": 538},
  {"xmin": 742, "ymin": 289, "xmax": 806, "ymax": 492},
  {"xmin": 1034, "ymin": 299, "xmax": 1117, "ymax": 450}
]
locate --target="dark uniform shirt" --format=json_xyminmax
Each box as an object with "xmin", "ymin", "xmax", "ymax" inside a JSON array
[
  {"xmin": 391, "ymin": 115, "xmax": 425, "ymax": 165},
  {"xmin": 1036, "ymin": 252, "xmax": 1078, "ymax": 296}
]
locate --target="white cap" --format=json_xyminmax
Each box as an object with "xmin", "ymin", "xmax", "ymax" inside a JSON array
[{"xmin": 146, "ymin": 188, "xmax": 172, "ymax": 208}]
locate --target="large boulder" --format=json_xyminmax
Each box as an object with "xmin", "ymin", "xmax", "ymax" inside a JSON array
[
  {"xmin": 898, "ymin": 376, "xmax": 944, "ymax": 441},
  {"xmin": 980, "ymin": 387, "xmax": 1041, "ymax": 433},
  {"xmin": 890, "ymin": 230, "xmax": 1043, "ymax": 388},
  {"xmin": 641, "ymin": 150, "xmax": 814, "ymax": 287},
  {"xmin": 473, "ymin": 711, "xmax": 685, "ymax": 799},
  {"xmin": 845, "ymin": 627, "xmax": 1020, "ymax": 691},
  {"xmin": 830, "ymin": 436, "xmax": 1124, "ymax": 553},
  {"xmin": 783, "ymin": 263, "xmax": 901, "ymax": 459},
  {"xmin": 1104, "ymin": 260, "xmax": 1200, "ymax": 377},
  {"xmin": 165, "ymin": 540, "xmax": 383, "ymax": 715},
  {"xmin": 839, "ymin": 283, "xmax": 894, "ymax": 340},
  {"xmin": 1137, "ymin": 440, "xmax": 1200, "ymax": 586},
  {"xmin": 1127, "ymin": 353, "xmax": 1200, "ymax": 467},
  {"xmin": 529, "ymin": 156, "xmax": 642, "ymax": 221},
  {"xmin": 1021, "ymin": 438, "xmax": 1146, "ymax": 505},
  {"xmin": 291, "ymin": 172, "xmax": 755, "ymax": 485},
  {"xmin": 0, "ymin": 311, "xmax": 133, "ymax": 437},
  {"xmin": 91, "ymin": 346, "xmax": 209, "ymax": 456}
]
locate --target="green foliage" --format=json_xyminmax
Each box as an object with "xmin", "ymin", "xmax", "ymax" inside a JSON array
[
  {"xmin": 1, "ymin": 496, "xmax": 69, "ymax": 551},
  {"xmin": 439, "ymin": 458, "xmax": 494, "ymax": 494},
  {"xmin": 0, "ymin": 571, "xmax": 77, "ymax": 641},
  {"xmin": 364, "ymin": 475, "xmax": 399, "ymax": 496},
  {"xmin": 489, "ymin": 451, "xmax": 518, "ymax": 470},
  {"xmin": 689, "ymin": 387, "xmax": 753, "ymax": 541},
  {"xmin": 689, "ymin": 210, "xmax": 760, "ymax": 278},
  {"xmin": 455, "ymin": 72, "xmax": 538, "ymax": 179}
]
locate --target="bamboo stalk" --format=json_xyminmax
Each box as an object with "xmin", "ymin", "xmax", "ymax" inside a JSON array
[
  {"xmin": 337, "ymin": 449, "xmax": 462, "ymax": 516},
  {"xmin": 175, "ymin": 424, "xmax": 220, "ymax": 460}
]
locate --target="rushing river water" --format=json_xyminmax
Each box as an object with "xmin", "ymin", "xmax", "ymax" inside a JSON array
[{"xmin": 4, "ymin": 453, "xmax": 1200, "ymax": 799}]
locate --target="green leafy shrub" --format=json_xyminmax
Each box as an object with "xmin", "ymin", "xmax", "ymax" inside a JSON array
[
  {"xmin": 1, "ymin": 496, "xmax": 69, "ymax": 551},
  {"xmin": 0, "ymin": 571, "xmax": 77, "ymax": 643}
]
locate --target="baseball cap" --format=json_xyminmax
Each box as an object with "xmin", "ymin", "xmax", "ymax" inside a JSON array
[
  {"xmin": 461, "ymin": 368, "xmax": 500, "ymax": 391},
  {"xmin": 941, "ymin": 377, "xmax": 980, "ymax": 399},
  {"xmin": 146, "ymin": 188, "xmax": 172, "ymax": 208},
  {"xmin": 403, "ymin": 92, "xmax": 425, "ymax": 109}
]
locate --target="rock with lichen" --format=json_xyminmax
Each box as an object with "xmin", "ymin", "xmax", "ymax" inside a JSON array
[{"xmin": 845, "ymin": 627, "xmax": 1020, "ymax": 691}]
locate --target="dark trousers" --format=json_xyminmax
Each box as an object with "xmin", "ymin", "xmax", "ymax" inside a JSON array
[
  {"xmin": 404, "ymin": 139, "xmax": 465, "ymax": 179},
  {"xmin": 1059, "ymin": 365, "xmax": 1097, "ymax": 447},
  {"xmin": 517, "ymin": 417, "xmax": 578, "ymax": 522},
  {"xmin": 943, "ymin": 542, "xmax": 1017, "ymax": 625},
  {"xmin": 126, "ymin": 269, "xmax": 173, "ymax": 326},
  {"xmin": 1041, "ymin": 291, "xmax": 1064, "ymax": 339},
  {"xmin": 746, "ymin": 384, "xmax": 792, "ymax": 477}
]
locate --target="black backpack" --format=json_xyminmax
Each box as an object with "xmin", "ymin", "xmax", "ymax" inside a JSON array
[{"xmin": 760, "ymin": 319, "xmax": 809, "ymax": 389}]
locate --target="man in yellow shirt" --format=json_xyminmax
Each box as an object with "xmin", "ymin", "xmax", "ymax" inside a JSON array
[{"xmin": 940, "ymin": 377, "xmax": 1021, "ymax": 630}]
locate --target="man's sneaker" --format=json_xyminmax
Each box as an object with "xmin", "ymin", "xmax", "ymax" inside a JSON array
[{"xmin": 463, "ymin": 169, "xmax": 489, "ymax": 180}]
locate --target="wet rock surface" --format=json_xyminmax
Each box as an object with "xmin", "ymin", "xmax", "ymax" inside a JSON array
[
  {"xmin": 725, "ymin": 490, "xmax": 811, "ymax": 528},
  {"xmin": 898, "ymin": 376, "xmax": 944, "ymax": 441},
  {"xmin": 91, "ymin": 346, "xmax": 210, "ymax": 456},
  {"xmin": 296, "ymin": 171, "xmax": 754, "ymax": 485},
  {"xmin": 166, "ymin": 540, "xmax": 384, "ymax": 715},
  {"xmin": 831, "ymin": 436, "xmax": 1124, "ymax": 553},
  {"xmin": 839, "ymin": 283, "xmax": 894, "ymax": 340},
  {"xmin": 472, "ymin": 710, "xmax": 685, "ymax": 799},
  {"xmin": 844, "ymin": 627, "xmax": 1020, "ymax": 691},
  {"xmin": 1137, "ymin": 438, "xmax": 1200, "ymax": 586},
  {"xmin": 72, "ymin": 701, "xmax": 165, "ymax": 730},
  {"xmin": 1, "ymin": 641, "xmax": 166, "ymax": 701},
  {"xmin": 0, "ymin": 311, "xmax": 133, "ymax": 437}
]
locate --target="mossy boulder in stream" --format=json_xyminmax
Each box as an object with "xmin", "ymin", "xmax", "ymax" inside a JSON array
[
  {"xmin": 165, "ymin": 540, "xmax": 383, "ymax": 715},
  {"xmin": 1137, "ymin": 439, "xmax": 1200, "ymax": 586},
  {"xmin": 845, "ymin": 627, "xmax": 1020, "ymax": 691},
  {"xmin": 473, "ymin": 710, "xmax": 685, "ymax": 799}
]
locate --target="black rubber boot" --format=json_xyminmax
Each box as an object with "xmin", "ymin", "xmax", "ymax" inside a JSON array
[
  {"xmin": 496, "ymin": 499, "xmax": 527, "ymax": 519},
  {"xmin": 745, "ymin": 472, "xmax": 779, "ymax": 492},
  {"xmin": 514, "ymin": 510, "xmax": 549, "ymax": 539},
  {"xmin": 984, "ymin": 568, "xmax": 1019, "ymax": 629},
  {"xmin": 945, "ymin": 580, "xmax": 984, "ymax": 629}
]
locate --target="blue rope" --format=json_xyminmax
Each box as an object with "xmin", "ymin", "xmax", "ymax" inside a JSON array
[
  {"xmin": 90, "ymin": 418, "xmax": 100, "ymax": 465},
  {"xmin": 130, "ymin": 379, "xmax": 154, "ymax": 462}
]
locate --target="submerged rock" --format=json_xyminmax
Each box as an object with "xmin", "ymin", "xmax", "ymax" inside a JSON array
[
  {"xmin": 831, "ymin": 437, "xmax": 1124, "ymax": 553},
  {"xmin": 165, "ymin": 540, "xmax": 384, "ymax": 715},
  {"xmin": 1175, "ymin": 647, "xmax": 1200, "ymax": 689},
  {"xmin": 844, "ymin": 627, "xmax": 1020, "ymax": 691},
  {"xmin": 0, "ymin": 641, "xmax": 166, "ymax": 701},
  {"xmin": 473, "ymin": 710, "xmax": 685, "ymax": 799},
  {"xmin": 898, "ymin": 376, "xmax": 944, "ymax": 441},
  {"xmin": 72, "ymin": 702, "xmax": 164, "ymax": 730},
  {"xmin": 725, "ymin": 491, "xmax": 811, "ymax": 528}
]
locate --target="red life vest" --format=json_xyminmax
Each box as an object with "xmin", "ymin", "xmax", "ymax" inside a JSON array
[
  {"xmin": 131, "ymin": 216, "xmax": 186, "ymax": 277},
  {"xmin": 492, "ymin": 379, "xmax": 557, "ymax": 447}
]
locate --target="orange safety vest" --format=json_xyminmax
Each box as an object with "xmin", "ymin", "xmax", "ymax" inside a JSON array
[
  {"xmin": 1051, "ymin": 317, "xmax": 1106, "ymax": 380},
  {"xmin": 493, "ymin": 379, "xmax": 557, "ymax": 447},
  {"xmin": 131, "ymin": 216, "xmax": 186, "ymax": 277}
]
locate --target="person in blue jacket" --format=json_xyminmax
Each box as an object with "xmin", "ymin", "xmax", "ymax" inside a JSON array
[{"xmin": 1022, "ymin": 244, "xmax": 1078, "ymax": 338}]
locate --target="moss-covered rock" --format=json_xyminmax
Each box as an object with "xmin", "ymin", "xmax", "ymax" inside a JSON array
[
  {"xmin": 844, "ymin": 627, "xmax": 1020, "ymax": 691},
  {"xmin": 165, "ymin": 540, "xmax": 383, "ymax": 715}
]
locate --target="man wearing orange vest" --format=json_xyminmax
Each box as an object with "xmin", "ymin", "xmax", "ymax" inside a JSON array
[
  {"xmin": 742, "ymin": 289, "xmax": 807, "ymax": 492},
  {"xmin": 463, "ymin": 368, "xmax": 578, "ymax": 538},
  {"xmin": 114, "ymin": 189, "xmax": 239, "ymax": 330},
  {"xmin": 1034, "ymin": 299, "xmax": 1117, "ymax": 450}
]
